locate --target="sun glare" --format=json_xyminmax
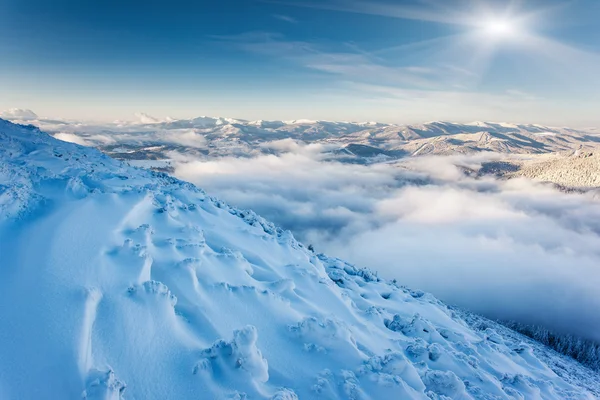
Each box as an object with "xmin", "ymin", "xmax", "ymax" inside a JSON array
[{"xmin": 483, "ymin": 18, "xmax": 517, "ymax": 38}]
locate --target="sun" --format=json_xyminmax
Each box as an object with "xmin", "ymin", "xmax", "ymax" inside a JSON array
[
  {"xmin": 483, "ymin": 18, "xmax": 518, "ymax": 39},
  {"xmin": 487, "ymin": 20, "xmax": 512, "ymax": 35}
]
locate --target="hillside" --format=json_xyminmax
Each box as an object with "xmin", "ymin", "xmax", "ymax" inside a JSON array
[
  {"xmin": 1, "ymin": 118, "xmax": 600, "ymax": 399},
  {"xmin": 513, "ymin": 151, "xmax": 600, "ymax": 189}
]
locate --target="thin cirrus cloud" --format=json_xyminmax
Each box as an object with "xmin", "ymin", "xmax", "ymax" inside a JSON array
[
  {"xmin": 218, "ymin": 0, "xmax": 600, "ymax": 124},
  {"xmin": 272, "ymin": 14, "xmax": 298, "ymax": 23},
  {"xmin": 208, "ymin": 20, "xmax": 600, "ymax": 124},
  {"xmin": 268, "ymin": 0, "xmax": 569, "ymax": 27},
  {"xmin": 211, "ymin": 32, "xmax": 452, "ymax": 89},
  {"xmin": 264, "ymin": 0, "xmax": 466, "ymax": 24}
]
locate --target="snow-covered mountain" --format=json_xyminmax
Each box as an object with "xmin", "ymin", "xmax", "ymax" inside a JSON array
[
  {"xmin": 23, "ymin": 111, "xmax": 598, "ymax": 189},
  {"xmin": 2, "ymin": 118, "xmax": 600, "ymax": 399},
  {"xmin": 5, "ymin": 110, "xmax": 599, "ymax": 167},
  {"xmin": 512, "ymin": 151, "xmax": 600, "ymax": 189}
]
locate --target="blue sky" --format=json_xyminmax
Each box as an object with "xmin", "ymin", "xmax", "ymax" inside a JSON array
[{"xmin": 1, "ymin": 0, "xmax": 599, "ymax": 124}]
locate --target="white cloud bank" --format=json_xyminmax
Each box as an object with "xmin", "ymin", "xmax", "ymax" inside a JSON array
[{"xmin": 173, "ymin": 145, "xmax": 600, "ymax": 342}]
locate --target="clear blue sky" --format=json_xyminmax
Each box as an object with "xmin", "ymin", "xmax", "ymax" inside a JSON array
[{"xmin": 1, "ymin": 0, "xmax": 599, "ymax": 125}]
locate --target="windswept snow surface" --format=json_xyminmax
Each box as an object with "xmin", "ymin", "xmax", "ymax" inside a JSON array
[{"xmin": 1, "ymin": 118, "xmax": 599, "ymax": 399}]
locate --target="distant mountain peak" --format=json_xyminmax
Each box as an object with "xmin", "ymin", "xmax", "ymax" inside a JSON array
[{"xmin": 0, "ymin": 108, "xmax": 38, "ymax": 121}]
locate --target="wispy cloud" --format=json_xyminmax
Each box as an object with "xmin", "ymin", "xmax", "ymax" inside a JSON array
[
  {"xmin": 210, "ymin": 32, "xmax": 316, "ymax": 57},
  {"xmin": 325, "ymin": 82, "xmax": 579, "ymax": 124},
  {"xmin": 268, "ymin": 0, "xmax": 576, "ymax": 29},
  {"xmin": 505, "ymin": 89, "xmax": 542, "ymax": 101},
  {"xmin": 272, "ymin": 14, "xmax": 298, "ymax": 23},
  {"xmin": 261, "ymin": 0, "xmax": 600, "ymax": 97},
  {"xmin": 265, "ymin": 0, "xmax": 469, "ymax": 24},
  {"xmin": 209, "ymin": 19, "xmax": 600, "ymax": 125},
  {"xmin": 211, "ymin": 32, "xmax": 445, "ymax": 89}
]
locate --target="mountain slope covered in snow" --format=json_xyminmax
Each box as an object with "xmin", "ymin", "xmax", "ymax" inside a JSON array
[
  {"xmin": 1, "ymin": 118, "xmax": 599, "ymax": 399},
  {"xmin": 512, "ymin": 151, "xmax": 600, "ymax": 189}
]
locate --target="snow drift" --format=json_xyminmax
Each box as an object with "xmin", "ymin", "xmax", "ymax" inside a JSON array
[{"xmin": 1, "ymin": 118, "xmax": 599, "ymax": 399}]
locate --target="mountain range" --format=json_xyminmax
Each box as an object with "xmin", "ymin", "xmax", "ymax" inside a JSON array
[{"xmin": 4, "ymin": 109, "xmax": 599, "ymax": 163}]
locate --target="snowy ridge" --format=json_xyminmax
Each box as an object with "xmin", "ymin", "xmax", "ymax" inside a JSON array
[
  {"xmin": 5, "ymin": 110, "xmax": 599, "ymax": 165},
  {"xmin": 0, "ymin": 118, "xmax": 599, "ymax": 399}
]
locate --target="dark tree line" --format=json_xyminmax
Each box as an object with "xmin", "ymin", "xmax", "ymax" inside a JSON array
[{"xmin": 503, "ymin": 321, "xmax": 600, "ymax": 371}]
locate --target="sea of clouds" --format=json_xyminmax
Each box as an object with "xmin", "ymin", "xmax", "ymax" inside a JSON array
[
  {"xmin": 6, "ymin": 110, "xmax": 600, "ymax": 343},
  {"xmin": 171, "ymin": 141, "xmax": 600, "ymax": 341}
]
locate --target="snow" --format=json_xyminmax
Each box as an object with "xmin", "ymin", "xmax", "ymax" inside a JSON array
[
  {"xmin": 513, "ymin": 151, "xmax": 600, "ymax": 188},
  {"xmin": 466, "ymin": 121, "xmax": 489, "ymax": 128},
  {"xmin": 1, "ymin": 117, "xmax": 599, "ymax": 399},
  {"xmin": 0, "ymin": 108, "xmax": 38, "ymax": 121},
  {"xmin": 127, "ymin": 159, "xmax": 174, "ymax": 170},
  {"xmin": 9, "ymin": 108, "xmax": 598, "ymax": 163},
  {"xmin": 134, "ymin": 112, "xmax": 163, "ymax": 124},
  {"xmin": 284, "ymin": 119, "xmax": 319, "ymax": 125}
]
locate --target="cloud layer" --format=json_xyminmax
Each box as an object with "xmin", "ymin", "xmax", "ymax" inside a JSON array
[
  {"xmin": 173, "ymin": 144, "xmax": 600, "ymax": 341},
  {"xmin": 7, "ymin": 110, "xmax": 600, "ymax": 342}
]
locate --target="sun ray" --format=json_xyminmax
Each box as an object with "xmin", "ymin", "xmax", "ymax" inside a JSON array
[{"xmin": 271, "ymin": 0, "xmax": 598, "ymax": 95}]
